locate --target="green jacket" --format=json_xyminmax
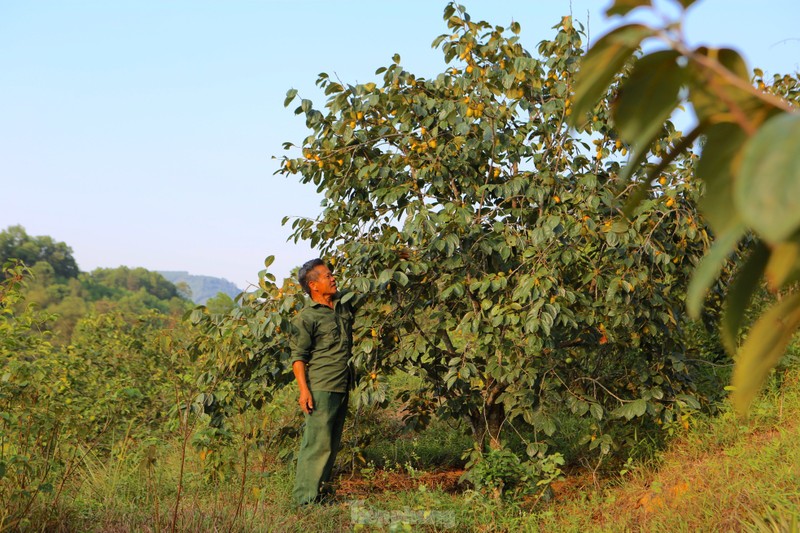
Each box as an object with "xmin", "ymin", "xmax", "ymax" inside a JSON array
[{"xmin": 289, "ymin": 291, "xmax": 359, "ymax": 393}]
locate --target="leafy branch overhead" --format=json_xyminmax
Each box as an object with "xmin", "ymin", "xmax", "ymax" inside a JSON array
[{"xmin": 570, "ymin": 0, "xmax": 800, "ymax": 414}]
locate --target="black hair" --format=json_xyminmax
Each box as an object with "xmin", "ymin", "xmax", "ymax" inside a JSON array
[{"xmin": 298, "ymin": 258, "xmax": 326, "ymax": 295}]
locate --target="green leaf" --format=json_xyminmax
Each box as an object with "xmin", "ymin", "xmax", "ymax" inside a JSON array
[
  {"xmin": 612, "ymin": 398, "xmax": 647, "ymax": 420},
  {"xmin": 570, "ymin": 399, "xmax": 590, "ymax": 416},
  {"xmin": 605, "ymin": 0, "xmax": 652, "ymax": 16},
  {"xmin": 720, "ymin": 241, "xmax": 769, "ymax": 354},
  {"xmin": 377, "ymin": 269, "xmax": 394, "ymax": 285},
  {"xmin": 697, "ymin": 122, "xmax": 748, "ymax": 235},
  {"xmin": 431, "ymin": 34, "xmax": 447, "ymax": 49},
  {"xmin": 613, "ymin": 50, "xmax": 683, "ymax": 146},
  {"xmin": 630, "ymin": 398, "xmax": 647, "ymax": 417},
  {"xmin": 675, "ymin": 394, "xmax": 701, "ymax": 410},
  {"xmin": 687, "ymin": 223, "xmax": 746, "ymax": 319},
  {"xmin": 442, "ymin": 3, "xmax": 456, "ymax": 20},
  {"xmin": 188, "ymin": 308, "xmax": 206, "ymax": 324},
  {"xmin": 264, "ymin": 256, "xmax": 275, "ymax": 268},
  {"xmin": 392, "ymin": 271, "xmax": 409, "ymax": 287},
  {"xmin": 531, "ymin": 410, "xmax": 557, "ymax": 436},
  {"xmin": 362, "ymin": 338, "xmax": 374, "ymax": 354},
  {"xmin": 283, "ymin": 88, "xmax": 298, "ymax": 107},
  {"xmin": 736, "ymin": 113, "xmax": 800, "ymax": 244},
  {"xmin": 570, "ymin": 24, "xmax": 655, "ymax": 128},
  {"xmin": 441, "ymin": 282, "xmax": 464, "ymax": 299},
  {"xmin": 731, "ymin": 291, "xmax": 800, "ymax": 415}
]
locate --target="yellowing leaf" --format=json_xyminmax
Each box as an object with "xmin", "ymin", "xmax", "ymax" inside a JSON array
[
  {"xmin": 765, "ymin": 241, "xmax": 800, "ymax": 292},
  {"xmin": 687, "ymin": 48, "xmax": 757, "ymax": 124},
  {"xmin": 731, "ymin": 291, "xmax": 800, "ymax": 415}
]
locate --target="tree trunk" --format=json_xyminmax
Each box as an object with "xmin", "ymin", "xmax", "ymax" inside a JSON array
[{"xmin": 468, "ymin": 401, "xmax": 505, "ymax": 451}]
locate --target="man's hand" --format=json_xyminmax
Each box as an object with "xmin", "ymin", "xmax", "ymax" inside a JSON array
[
  {"xmin": 298, "ymin": 388, "xmax": 314, "ymax": 414},
  {"xmin": 293, "ymin": 360, "xmax": 314, "ymax": 414}
]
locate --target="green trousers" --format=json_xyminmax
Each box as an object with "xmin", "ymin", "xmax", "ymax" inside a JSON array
[{"xmin": 292, "ymin": 391, "xmax": 349, "ymax": 506}]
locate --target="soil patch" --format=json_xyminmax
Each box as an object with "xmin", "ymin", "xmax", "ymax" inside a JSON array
[{"xmin": 338, "ymin": 468, "xmax": 466, "ymax": 498}]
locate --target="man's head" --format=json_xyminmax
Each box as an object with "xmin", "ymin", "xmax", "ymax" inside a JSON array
[{"xmin": 298, "ymin": 258, "xmax": 337, "ymax": 297}]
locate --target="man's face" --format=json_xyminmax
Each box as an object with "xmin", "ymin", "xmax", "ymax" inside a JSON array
[{"xmin": 309, "ymin": 264, "xmax": 337, "ymax": 297}]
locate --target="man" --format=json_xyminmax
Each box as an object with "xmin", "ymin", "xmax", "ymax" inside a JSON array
[{"xmin": 290, "ymin": 258, "xmax": 357, "ymax": 506}]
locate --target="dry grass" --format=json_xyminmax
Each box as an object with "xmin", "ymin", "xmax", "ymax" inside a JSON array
[{"xmin": 534, "ymin": 373, "xmax": 800, "ymax": 532}]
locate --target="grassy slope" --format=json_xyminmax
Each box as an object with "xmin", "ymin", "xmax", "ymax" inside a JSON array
[{"xmin": 537, "ymin": 370, "xmax": 800, "ymax": 532}]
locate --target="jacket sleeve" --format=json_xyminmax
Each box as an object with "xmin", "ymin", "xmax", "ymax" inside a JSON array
[{"xmin": 289, "ymin": 314, "xmax": 313, "ymax": 364}]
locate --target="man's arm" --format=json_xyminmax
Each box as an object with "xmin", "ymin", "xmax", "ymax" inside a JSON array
[
  {"xmin": 293, "ymin": 361, "xmax": 314, "ymax": 414},
  {"xmin": 289, "ymin": 315, "xmax": 314, "ymax": 414}
]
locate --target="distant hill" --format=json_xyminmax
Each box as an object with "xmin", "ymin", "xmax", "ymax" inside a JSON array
[{"xmin": 158, "ymin": 271, "xmax": 242, "ymax": 305}]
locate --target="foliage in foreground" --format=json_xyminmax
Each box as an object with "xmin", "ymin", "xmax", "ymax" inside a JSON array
[{"xmin": 570, "ymin": 0, "xmax": 800, "ymax": 414}]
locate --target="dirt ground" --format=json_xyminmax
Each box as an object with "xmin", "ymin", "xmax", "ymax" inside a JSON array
[{"xmin": 337, "ymin": 469, "xmax": 466, "ymax": 498}]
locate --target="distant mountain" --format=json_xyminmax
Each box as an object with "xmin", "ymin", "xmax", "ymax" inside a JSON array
[{"xmin": 158, "ymin": 271, "xmax": 242, "ymax": 305}]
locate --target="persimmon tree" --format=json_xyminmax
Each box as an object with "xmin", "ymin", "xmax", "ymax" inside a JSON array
[
  {"xmin": 570, "ymin": 0, "xmax": 800, "ymax": 414},
  {"xmin": 276, "ymin": 2, "xmax": 726, "ymax": 463}
]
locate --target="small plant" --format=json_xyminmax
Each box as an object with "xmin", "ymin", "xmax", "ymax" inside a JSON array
[
  {"xmin": 359, "ymin": 460, "xmax": 376, "ymax": 478},
  {"xmin": 618, "ymin": 456, "xmax": 635, "ymax": 478},
  {"xmin": 463, "ymin": 448, "xmax": 564, "ymax": 500}
]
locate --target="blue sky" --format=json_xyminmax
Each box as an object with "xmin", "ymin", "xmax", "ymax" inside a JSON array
[{"xmin": 1, "ymin": 1, "xmax": 798, "ymax": 290}]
